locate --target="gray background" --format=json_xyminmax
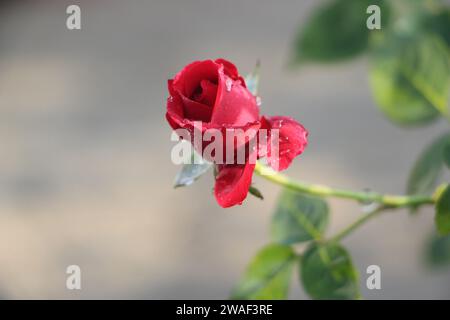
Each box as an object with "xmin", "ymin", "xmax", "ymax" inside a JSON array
[{"xmin": 0, "ymin": 0, "xmax": 449, "ymax": 299}]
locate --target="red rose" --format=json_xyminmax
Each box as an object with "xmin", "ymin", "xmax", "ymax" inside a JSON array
[{"xmin": 166, "ymin": 59, "xmax": 308, "ymax": 208}]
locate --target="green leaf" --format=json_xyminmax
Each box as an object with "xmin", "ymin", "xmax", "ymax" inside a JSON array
[
  {"xmin": 271, "ymin": 190, "xmax": 329, "ymax": 244},
  {"xmin": 292, "ymin": 0, "xmax": 389, "ymax": 64},
  {"xmin": 407, "ymin": 133, "xmax": 450, "ymax": 195},
  {"xmin": 425, "ymin": 233, "xmax": 450, "ymax": 268},
  {"xmin": 424, "ymin": 8, "xmax": 450, "ymax": 47},
  {"xmin": 443, "ymin": 142, "xmax": 450, "ymax": 170},
  {"xmin": 174, "ymin": 150, "xmax": 212, "ymax": 188},
  {"xmin": 231, "ymin": 244, "xmax": 296, "ymax": 300},
  {"xmin": 370, "ymin": 33, "xmax": 450, "ymax": 126},
  {"xmin": 244, "ymin": 61, "xmax": 260, "ymax": 96},
  {"xmin": 436, "ymin": 185, "xmax": 450, "ymax": 235},
  {"xmin": 300, "ymin": 243, "xmax": 360, "ymax": 300},
  {"xmin": 249, "ymin": 185, "xmax": 264, "ymax": 200},
  {"xmin": 400, "ymin": 35, "xmax": 450, "ymax": 117}
]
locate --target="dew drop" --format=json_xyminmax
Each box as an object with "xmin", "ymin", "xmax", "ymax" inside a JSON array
[
  {"xmin": 168, "ymin": 96, "xmax": 174, "ymax": 102},
  {"xmin": 256, "ymin": 96, "xmax": 262, "ymax": 106},
  {"xmin": 360, "ymin": 188, "xmax": 376, "ymax": 212},
  {"xmin": 225, "ymin": 78, "xmax": 233, "ymax": 92},
  {"xmin": 361, "ymin": 202, "xmax": 378, "ymax": 214}
]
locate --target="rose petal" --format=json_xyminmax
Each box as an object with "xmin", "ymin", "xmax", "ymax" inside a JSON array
[
  {"xmin": 169, "ymin": 75, "xmax": 214, "ymax": 124},
  {"xmin": 261, "ymin": 116, "xmax": 308, "ymax": 171},
  {"xmin": 172, "ymin": 60, "xmax": 219, "ymax": 98},
  {"xmin": 214, "ymin": 161, "xmax": 255, "ymax": 208},
  {"xmin": 193, "ymin": 79, "xmax": 218, "ymax": 107},
  {"xmin": 215, "ymin": 58, "xmax": 239, "ymax": 80},
  {"xmin": 211, "ymin": 72, "xmax": 259, "ymax": 127},
  {"xmin": 166, "ymin": 80, "xmax": 185, "ymax": 130},
  {"xmin": 206, "ymin": 121, "xmax": 260, "ymax": 164},
  {"xmin": 179, "ymin": 94, "xmax": 213, "ymax": 122}
]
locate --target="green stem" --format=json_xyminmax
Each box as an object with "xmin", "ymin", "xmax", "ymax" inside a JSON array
[
  {"xmin": 328, "ymin": 206, "xmax": 388, "ymax": 243},
  {"xmin": 254, "ymin": 162, "xmax": 434, "ymax": 208}
]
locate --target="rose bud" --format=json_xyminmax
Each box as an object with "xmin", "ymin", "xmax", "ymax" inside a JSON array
[{"xmin": 166, "ymin": 59, "xmax": 308, "ymax": 208}]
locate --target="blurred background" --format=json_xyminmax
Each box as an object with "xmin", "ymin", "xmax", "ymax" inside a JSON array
[{"xmin": 0, "ymin": 0, "xmax": 449, "ymax": 299}]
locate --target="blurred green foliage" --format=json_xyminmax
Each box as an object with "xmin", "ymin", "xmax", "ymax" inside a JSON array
[
  {"xmin": 292, "ymin": 0, "xmax": 390, "ymax": 63},
  {"xmin": 426, "ymin": 234, "xmax": 450, "ymax": 267},
  {"xmin": 436, "ymin": 185, "xmax": 450, "ymax": 235},
  {"xmin": 300, "ymin": 243, "xmax": 359, "ymax": 300},
  {"xmin": 407, "ymin": 132, "xmax": 450, "ymax": 196},
  {"xmin": 231, "ymin": 244, "xmax": 295, "ymax": 299},
  {"xmin": 292, "ymin": 0, "xmax": 450, "ymax": 127},
  {"xmin": 370, "ymin": 34, "xmax": 448, "ymax": 125},
  {"xmin": 233, "ymin": 0, "xmax": 450, "ymax": 300},
  {"xmin": 271, "ymin": 190, "xmax": 329, "ymax": 244}
]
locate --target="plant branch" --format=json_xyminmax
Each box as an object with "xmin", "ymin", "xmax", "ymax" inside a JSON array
[
  {"xmin": 254, "ymin": 162, "xmax": 434, "ymax": 208},
  {"xmin": 328, "ymin": 205, "xmax": 389, "ymax": 243}
]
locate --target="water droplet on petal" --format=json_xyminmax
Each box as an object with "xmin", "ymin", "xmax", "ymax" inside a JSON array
[
  {"xmin": 256, "ymin": 96, "xmax": 262, "ymax": 106},
  {"xmin": 168, "ymin": 96, "xmax": 174, "ymax": 102},
  {"xmin": 225, "ymin": 79, "xmax": 233, "ymax": 92}
]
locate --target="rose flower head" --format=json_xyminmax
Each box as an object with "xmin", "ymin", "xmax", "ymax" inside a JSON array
[{"xmin": 166, "ymin": 59, "xmax": 308, "ymax": 208}]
